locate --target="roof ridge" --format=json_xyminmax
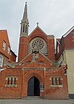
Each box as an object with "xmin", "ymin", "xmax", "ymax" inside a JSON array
[
  {"xmin": 16, "ymin": 52, "xmax": 32, "ymax": 65},
  {"xmin": 39, "ymin": 52, "xmax": 53, "ymax": 65},
  {"xmin": 63, "ymin": 26, "xmax": 74, "ymax": 37}
]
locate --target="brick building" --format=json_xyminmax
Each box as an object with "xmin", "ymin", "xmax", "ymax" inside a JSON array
[
  {"xmin": 56, "ymin": 26, "xmax": 74, "ymax": 99},
  {"xmin": 0, "ymin": 30, "xmax": 16, "ymax": 68},
  {"xmin": 0, "ymin": 3, "xmax": 69, "ymax": 99}
]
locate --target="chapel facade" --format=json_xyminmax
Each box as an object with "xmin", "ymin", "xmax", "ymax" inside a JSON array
[{"xmin": 0, "ymin": 3, "xmax": 69, "ymax": 99}]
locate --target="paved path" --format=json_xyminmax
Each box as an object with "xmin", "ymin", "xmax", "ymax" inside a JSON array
[{"xmin": 0, "ymin": 99, "xmax": 74, "ymax": 104}]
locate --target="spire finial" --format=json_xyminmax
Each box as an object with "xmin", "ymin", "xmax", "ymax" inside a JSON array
[
  {"xmin": 37, "ymin": 22, "xmax": 39, "ymax": 27},
  {"xmin": 25, "ymin": 2, "xmax": 27, "ymax": 5}
]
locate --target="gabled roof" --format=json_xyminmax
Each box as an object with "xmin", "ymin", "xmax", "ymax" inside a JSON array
[
  {"xmin": 17, "ymin": 52, "xmax": 32, "ymax": 65},
  {"xmin": 17, "ymin": 52, "xmax": 54, "ymax": 67},
  {"xmin": 0, "ymin": 30, "xmax": 10, "ymax": 55},
  {"xmin": 0, "ymin": 30, "xmax": 16, "ymax": 58},
  {"xmin": 39, "ymin": 52, "xmax": 53, "ymax": 64},
  {"xmin": 0, "ymin": 30, "xmax": 10, "ymax": 47},
  {"xmin": 29, "ymin": 26, "xmax": 47, "ymax": 37},
  {"xmin": 63, "ymin": 26, "xmax": 74, "ymax": 37}
]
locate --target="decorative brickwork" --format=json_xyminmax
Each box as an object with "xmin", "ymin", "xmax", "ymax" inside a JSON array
[{"xmin": 0, "ymin": 3, "xmax": 69, "ymax": 99}]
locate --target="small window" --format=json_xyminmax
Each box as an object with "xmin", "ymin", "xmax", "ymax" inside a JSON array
[
  {"xmin": 51, "ymin": 77, "xmax": 62, "ymax": 86},
  {"xmin": 0, "ymin": 55, "xmax": 3, "ymax": 67},
  {"xmin": 40, "ymin": 84, "xmax": 44, "ymax": 92},
  {"xmin": 3, "ymin": 41, "xmax": 6, "ymax": 50},
  {"xmin": 8, "ymin": 47, "xmax": 10, "ymax": 54},
  {"xmin": 51, "ymin": 77, "xmax": 54, "ymax": 85},
  {"xmin": 7, "ymin": 77, "xmax": 10, "ymax": 85},
  {"xmin": 58, "ymin": 77, "xmax": 62, "ymax": 85},
  {"xmin": 55, "ymin": 77, "xmax": 58, "ymax": 85},
  {"xmin": 6, "ymin": 76, "xmax": 18, "ymax": 87},
  {"xmin": 14, "ymin": 77, "xmax": 16, "ymax": 85},
  {"xmin": 11, "ymin": 77, "xmax": 13, "ymax": 85}
]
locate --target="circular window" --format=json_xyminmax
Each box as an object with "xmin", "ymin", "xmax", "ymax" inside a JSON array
[{"xmin": 31, "ymin": 38, "xmax": 45, "ymax": 50}]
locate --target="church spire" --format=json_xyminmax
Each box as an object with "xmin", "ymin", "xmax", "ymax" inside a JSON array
[
  {"xmin": 20, "ymin": 2, "xmax": 29, "ymax": 37},
  {"xmin": 23, "ymin": 2, "xmax": 27, "ymax": 21}
]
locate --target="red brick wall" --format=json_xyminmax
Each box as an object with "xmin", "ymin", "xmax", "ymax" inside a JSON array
[
  {"xmin": 0, "ymin": 30, "xmax": 10, "ymax": 58},
  {"xmin": 0, "ymin": 66, "xmax": 68, "ymax": 99},
  {"xmin": 44, "ymin": 67, "xmax": 68, "ymax": 99},
  {"xmin": 64, "ymin": 30, "xmax": 74, "ymax": 49},
  {"xmin": 18, "ymin": 36, "xmax": 28, "ymax": 62},
  {"xmin": 56, "ymin": 30, "xmax": 74, "ymax": 60},
  {"xmin": 47, "ymin": 37, "xmax": 55, "ymax": 61},
  {"xmin": 0, "ymin": 69, "xmax": 22, "ymax": 98},
  {"xmin": 0, "ymin": 30, "xmax": 16, "ymax": 66}
]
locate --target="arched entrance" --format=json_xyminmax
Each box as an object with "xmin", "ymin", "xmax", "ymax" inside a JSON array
[{"xmin": 28, "ymin": 77, "xmax": 40, "ymax": 96}]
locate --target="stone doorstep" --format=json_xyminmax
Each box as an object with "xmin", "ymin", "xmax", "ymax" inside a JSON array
[{"xmin": 22, "ymin": 96, "xmax": 44, "ymax": 100}]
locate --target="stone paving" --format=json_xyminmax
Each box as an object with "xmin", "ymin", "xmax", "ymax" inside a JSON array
[{"xmin": 0, "ymin": 99, "xmax": 74, "ymax": 104}]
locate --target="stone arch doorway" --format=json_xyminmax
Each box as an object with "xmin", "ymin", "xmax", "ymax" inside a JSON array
[{"xmin": 28, "ymin": 76, "xmax": 40, "ymax": 96}]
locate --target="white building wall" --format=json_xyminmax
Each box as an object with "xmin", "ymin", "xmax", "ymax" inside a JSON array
[{"xmin": 64, "ymin": 50, "xmax": 74, "ymax": 94}]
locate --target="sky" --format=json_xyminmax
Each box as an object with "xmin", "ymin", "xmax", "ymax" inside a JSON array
[{"xmin": 0, "ymin": 0, "xmax": 74, "ymax": 55}]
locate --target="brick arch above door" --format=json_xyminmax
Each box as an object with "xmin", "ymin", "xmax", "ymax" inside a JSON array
[{"xmin": 24, "ymin": 71, "xmax": 44, "ymax": 84}]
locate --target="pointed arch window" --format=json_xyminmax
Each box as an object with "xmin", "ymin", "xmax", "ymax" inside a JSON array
[
  {"xmin": 23, "ymin": 25, "xmax": 25, "ymax": 32},
  {"xmin": 25, "ymin": 25, "xmax": 28, "ymax": 33}
]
